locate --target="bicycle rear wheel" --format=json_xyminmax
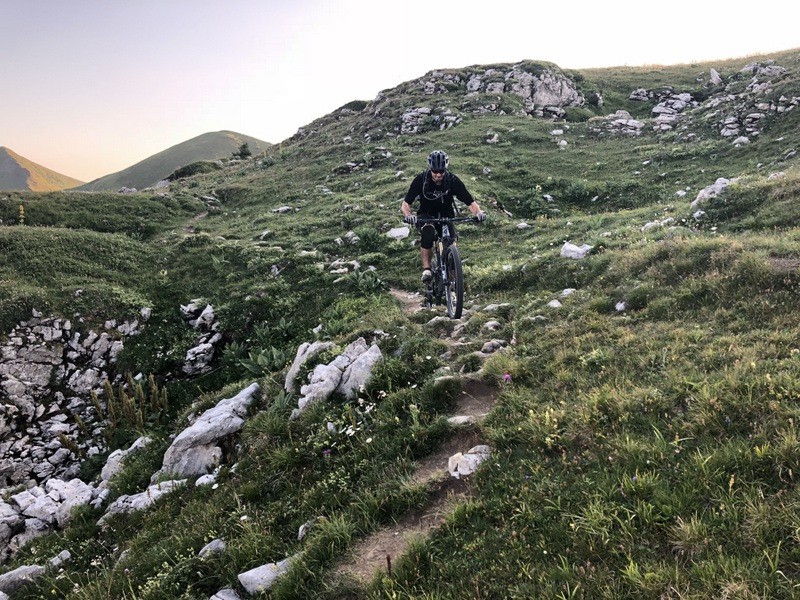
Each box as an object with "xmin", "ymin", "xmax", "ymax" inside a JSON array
[{"xmin": 443, "ymin": 245, "xmax": 464, "ymax": 319}]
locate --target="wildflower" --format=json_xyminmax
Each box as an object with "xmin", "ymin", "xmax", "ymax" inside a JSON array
[
  {"xmin": 323, "ymin": 448, "xmax": 332, "ymax": 457},
  {"xmin": 366, "ymin": 437, "xmax": 373, "ymax": 444},
  {"xmin": 503, "ymin": 373, "xmax": 513, "ymax": 384}
]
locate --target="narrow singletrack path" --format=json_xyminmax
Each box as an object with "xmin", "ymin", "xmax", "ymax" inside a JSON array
[{"xmin": 335, "ymin": 379, "xmax": 499, "ymax": 583}]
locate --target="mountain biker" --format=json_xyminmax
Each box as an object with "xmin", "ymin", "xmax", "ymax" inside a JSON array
[{"xmin": 401, "ymin": 150, "xmax": 486, "ymax": 283}]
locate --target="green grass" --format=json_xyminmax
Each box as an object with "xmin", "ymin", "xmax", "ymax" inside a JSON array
[{"xmin": 3, "ymin": 47, "xmax": 800, "ymax": 599}]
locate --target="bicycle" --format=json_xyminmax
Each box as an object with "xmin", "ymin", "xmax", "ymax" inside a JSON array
[{"xmin": 416, "ymin": 216, "xmax": 478, "ymax": 319}]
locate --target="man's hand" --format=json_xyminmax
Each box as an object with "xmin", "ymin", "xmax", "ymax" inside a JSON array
[
  {"xmin": 404, "ymin": 214, "xmax": 417, "ymax": 225},
  {"xmin": 476, "ymin": 210, "xmax": 487, "ymax": 222}
]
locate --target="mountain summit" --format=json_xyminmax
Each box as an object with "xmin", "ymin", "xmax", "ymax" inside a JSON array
[
  {"xmin": 0, "ymin": 147, "xmax": 84, "ymax": 192},
  {"xmin": 76, "ymin": 130, "xmax": 272, "ymax": 192}
]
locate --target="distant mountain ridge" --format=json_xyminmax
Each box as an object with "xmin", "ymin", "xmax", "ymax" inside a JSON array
[
  {"xmin": 0, "ymin": 147, "xmax": 85, "ymax": 192},
  {"xmin": 76, "ymin": 130, "xmax": 272, "ymax": 192}
]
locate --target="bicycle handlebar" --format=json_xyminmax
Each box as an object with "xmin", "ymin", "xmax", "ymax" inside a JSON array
[{"xmin": 413, "ymin": 216, "xmax": 479, "ymax": 224}]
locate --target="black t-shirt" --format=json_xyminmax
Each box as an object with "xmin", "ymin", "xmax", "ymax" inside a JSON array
[{"xmin": 404, "ymin": 170, "xmax": 474, "ymax": 217}]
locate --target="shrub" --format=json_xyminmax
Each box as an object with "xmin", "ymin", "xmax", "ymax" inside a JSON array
[{"xmin": 167, "ymin": 161, "xmax": 222, "ymax": 180}]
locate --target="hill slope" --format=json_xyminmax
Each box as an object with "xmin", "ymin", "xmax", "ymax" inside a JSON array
[
  {"xmin": 76, "ymin": 130, "xmax": 272, "ymax": 191},
  {"xmin": 2, "ymin": 48, "xmax": 800, "ymax": 599},
  {"xmin": 0, "ymin": 147, "xmax": 84, "ymax": 191}
]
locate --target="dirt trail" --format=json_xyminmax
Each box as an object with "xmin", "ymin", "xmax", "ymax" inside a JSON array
[
  {"xmin": 389, "ymin": 287, "xmax": 424, "ymax": 315},
  {"xmin": 335, "ymin": 378, "xmax": 499, "ymax": 583}
]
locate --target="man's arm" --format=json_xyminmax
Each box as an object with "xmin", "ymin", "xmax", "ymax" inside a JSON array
[
  {"xmin": 452, "ymin": 175, "xmax": 486, "ymax": 220},
  {"xmin": 451, "ymin": 174, "xmax": 475, "ymax": 206}
]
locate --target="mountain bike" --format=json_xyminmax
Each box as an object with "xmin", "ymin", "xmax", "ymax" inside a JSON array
[{"xmin": 417, "ymin": 216, "xmax": 477, "ymax": 319}]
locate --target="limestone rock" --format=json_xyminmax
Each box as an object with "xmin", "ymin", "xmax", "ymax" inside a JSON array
[
  {"xmin": 101, "ymin": 480, "xmax": 187, "ymax": 523},
  {"xmin": 100, "ymin": 436, "xmax": 153, "ymax": 483},
  {"xmin": 0, "ymin": 564, "xmax": 46, "ymax": 595},
  {"xmin": 448, "ymin": 445, "xmax": 492, "ymax": 479},
  {"xmin": 155, "ymin": 383, "xmax": 260, "ymax": 480},
  {"xmin": 238, "ymin": 555, "xmax": 299, "ymax": 595},
  {"xmin": 560, "ymin": 242, "xmax": 593, "ymax": 259},
  {"xmin": 284, "ymin": 341, "xmax": 335, "ymax": 394}
]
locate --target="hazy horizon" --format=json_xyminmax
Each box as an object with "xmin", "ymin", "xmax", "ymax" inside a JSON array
[{"xmin": 2, "ymin": 0, "xmax": 798, "ymax": 182}]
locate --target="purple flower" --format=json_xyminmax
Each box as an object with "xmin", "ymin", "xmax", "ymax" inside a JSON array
[
  {"xmin": 323, "ymin": 448, "xmax": 332, "ymax": 457},
  {"xmin": 503, "ymin": 373, "xmax": 513, "ymax": 383}
]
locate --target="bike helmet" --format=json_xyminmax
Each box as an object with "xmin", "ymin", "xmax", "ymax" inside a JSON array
[{"xmin": 427, "ymin": 150, "xmax": 449, "ymax": 172}]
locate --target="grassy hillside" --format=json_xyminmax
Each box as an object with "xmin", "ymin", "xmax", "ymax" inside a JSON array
[
  {"xmin": 2, "ymin": 48, "xmax": 800, "ymax": 599},
  {"xmin": 76, "ymin": 130, "xmax": 272, "ymax": 192},
  {"xmin": 0, "ymin": 147, "xmax": 84, "ymax": 191}
]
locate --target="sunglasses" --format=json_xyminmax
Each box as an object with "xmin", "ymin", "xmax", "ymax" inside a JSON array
[{"xmin": 431, "ymin": 169, "xmax": 445, "ymax": 175}]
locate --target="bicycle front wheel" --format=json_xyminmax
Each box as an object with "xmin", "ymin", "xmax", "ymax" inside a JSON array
[{"xmin": 443, "ymin": 245, "xmax": 464, "ymax": 319}]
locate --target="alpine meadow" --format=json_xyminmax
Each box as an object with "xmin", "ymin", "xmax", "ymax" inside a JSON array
[{"xmin": 2, "ymin": 47, "xmax": 800, "ymax": 599}]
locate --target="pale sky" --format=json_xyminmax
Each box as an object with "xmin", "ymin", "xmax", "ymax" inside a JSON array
[{"xmin": 2, "ymin": 0, "xmax": 798, "ymax": 182}]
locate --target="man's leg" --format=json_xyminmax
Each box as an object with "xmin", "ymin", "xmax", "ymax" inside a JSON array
[{"xmin": 420, "ymin": 247, "xmax": 432, "ymax": 270}]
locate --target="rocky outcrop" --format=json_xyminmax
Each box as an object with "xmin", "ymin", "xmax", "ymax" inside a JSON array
[
  {"xmin": 99, "ymin": 479, "xmax": 187, "ymax": 525},
  {"xmin": 0, "ymin": 477, "xmax": 102, "ymax": 561},
  {"xmin": 400, "ymin": 107, "xmax": 462, "ymax": 134},
  {"xmin": 180, "ymin": 301, "xmax": 223, "ymax": 376},
  {"xmin": 284, "ymin": 341, "xmax": 335, "ymax": 394},
  {"xmin": 396, "ymin": 63, "xmax": 585, "ymax": 135},
  {"xmin": 1, "ymin": 300, "xmax": 227, "ymax": 491},
  {"xmin": 0, "ymin": 309, "xmax": 150, "ymax": 488},
  {"xmin": 629, "ymin": 62, "xmax": 799, "ymax": 144},
  {"xmin": 153, "ymin": 383, "xmax": 260, "ymax": 481},
  {"xmin": 589, "ymin": 110, "xmax": 645, "ymax": 136},
  {"xmin": 691, "ymin": 177, "xmax": 736, "ymax": 210},
  {"xmin": 293, "ymin": 338, "xmax": 383, "ymax": 417}
]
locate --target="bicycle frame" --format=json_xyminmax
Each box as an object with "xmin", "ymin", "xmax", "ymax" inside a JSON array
[{"xmin": 416, "ymin": 217, "xmax": 476, "ymax": 319}]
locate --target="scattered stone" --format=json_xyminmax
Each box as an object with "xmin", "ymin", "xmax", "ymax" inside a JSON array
[
  {"xmin": 100, "ymin": 480, "xmax": 188, "ymax": 524},
  {"xmin": 560, "ymin": 242, "xmax": 593, "ymax": 259},
  {"xmin": 199, "ymin": 539, "xmax": 227, "ymax": 558},
  {"xmin": 210, "ymin": 588, "xmax": 242, "ymax": 600},
  {"xmin": 690, "ymin": 177, "xmax": 733, "ymax": 209},
  {"xmin": 238, "ymin": 555, "xmax": 299, "ymax": 595},
  {"xmin": 480, "ymin": 340, "xmax": 507, "ymax": 354},
  {"xmin": 448, "ymin": 445, "xmax": 491, "ymax": 479},
  {"xmin": 590, "ymin": 110, "xmax": 645, "ymax": 136},
  {"xmin": 387, "ymin": 226, "xmax": 410, "ymax": 240}
]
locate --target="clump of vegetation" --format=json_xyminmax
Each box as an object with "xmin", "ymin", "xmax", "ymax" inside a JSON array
[{"xmin": 167, "ymin": 160, "xmax": 222, "ymax": 180}]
